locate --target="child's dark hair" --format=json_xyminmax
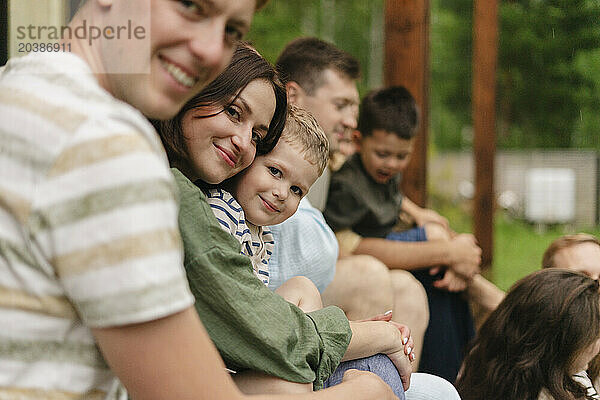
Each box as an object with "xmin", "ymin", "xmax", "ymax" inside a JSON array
[
  {"xmin": 357, "ymin": 86, "xmax": 419, "ymax": 139},
  {"xmin": 456, "ymin": 268, "xmax": 600, "ymax": 400}
]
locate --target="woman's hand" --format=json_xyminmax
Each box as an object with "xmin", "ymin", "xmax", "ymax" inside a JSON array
[
  {"xmin": 353, "ymin": 312, "xmax": 415, "ymax": 361},
  {"xmin": 385, "ymin": 348, "xmax": 413, "ymax": 391},
  {"xmin": 345, "ymin": 321, "xmax": 414, "ymax": 391},
  {"xmin": 353, "ymin": 310, "xmax": 393, "ymax": 323},
  {"xmin": 377, "ymin": 322, "xmax": 414, "ymax": 390},
  {"xmin": 432, "ymin": 268, "xmax": 469, "ymax": 292},
  {"xmin": 387, "ymin": 321, "xmax": 415, "ymax": 362}
]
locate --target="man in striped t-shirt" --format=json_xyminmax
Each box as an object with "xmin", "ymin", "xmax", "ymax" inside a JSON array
[{"xmin": 0, "ymin": 1, "xmax": 265, "ymax": 399}]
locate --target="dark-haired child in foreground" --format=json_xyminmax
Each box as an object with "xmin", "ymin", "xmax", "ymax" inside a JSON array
[{"xmin": 324, "ymin": 86, "xmax": 478, "ymax": 382}]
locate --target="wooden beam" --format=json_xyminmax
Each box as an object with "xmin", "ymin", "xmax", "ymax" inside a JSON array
[
  {"xmin": 472, "ymin": 0, "xmax": 498, "ymax": 268},
  {"xmin": 1, "ymin": 0, "xmax": 7, "ymax": 66},
  {"xmin": 384, "ymin": 0, "xmax": 430, "ymax": 207}
]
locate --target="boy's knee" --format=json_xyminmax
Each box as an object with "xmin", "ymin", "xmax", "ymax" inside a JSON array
[
  {"xmin": 349, "ymin": 255, "xmax": 390, "ymax": 284},
  {"xmin": 287, "ymin": 275, "xmax": 319, "ymax": 293},
  {"xmin": 290, "ymin": 276, "xmax": 321, "ymax": 303},
  {"xmin": 324, "ymin": 255, "xmax": 394, "ymax": 318},
  {"xmin": 326, "ymin": 355, "xmax": 405, "ymax": 399},
  {"xmin": 278, "ymin": 276, "xmax": 323, "ymax": 312},
  {"xmin": 390, "ymin": 270, "xmax": 429, "ymax": 327},
  {"xmin": 423, "ymin": 222, "xmax": 451, "ymax": 241}
]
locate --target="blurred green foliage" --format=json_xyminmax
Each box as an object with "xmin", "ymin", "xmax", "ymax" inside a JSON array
[
  {"xmin": 250, "ymin": 0, "xmax": 600, "ymax": 151},
  {"xmin": 248, "ymin": 0, "xmax": 385, "ymax": 96},
  {"xmin": 431, "ymin": 0, "xmax": 600, "ymax": 150},
  {"xmin": 248, "ymin": 0, "xmax": 600, "ymax": 291},
  {"xmin": 430, "ymin": 193, "xmax": 600, "ymax": 291}
]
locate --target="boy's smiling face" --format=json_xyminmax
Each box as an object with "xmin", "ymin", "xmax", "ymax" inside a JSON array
[
  {"xmin": 233, "ymin": 139, "xmax": 320, "ymax": 226},
  {"xmin": 357, "ymin": 129, "xmax": 414, "ymax": 184}
]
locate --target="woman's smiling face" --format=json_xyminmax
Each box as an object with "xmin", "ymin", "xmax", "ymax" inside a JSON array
[{"xmin": 181, "ymin": 78, "xmax": 276, "ymax": 184}]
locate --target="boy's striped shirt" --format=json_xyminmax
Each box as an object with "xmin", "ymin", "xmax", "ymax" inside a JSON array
[
  {"xmin": 574, "ymin": 371, "xmax": 600, "ymax": 400},
  {"xmin": 207, "ymin": 189, "xmax": 273, "ymax": 285}
]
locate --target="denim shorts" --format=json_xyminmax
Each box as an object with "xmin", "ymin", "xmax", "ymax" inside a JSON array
[{"xmin": 386, "ymin": 226, "xmax": 427, "ymax": 243}]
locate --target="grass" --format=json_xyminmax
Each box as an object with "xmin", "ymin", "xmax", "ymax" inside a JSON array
[{"xmin": 429, "ymin": 194, "xmax": 600, "ymax": 291}]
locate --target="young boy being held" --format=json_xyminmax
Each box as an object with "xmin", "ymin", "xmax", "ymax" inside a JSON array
[
  {"xmin": 208, "ymin": 105, "xmax": 419, "ymax": 397},
  {"xmin": 324, "ymin": 86, "xmax": 477, "ymax": 382},
  {"xmin": 207, "ymin": 104, "xmax": 328, "ymax": 311}
]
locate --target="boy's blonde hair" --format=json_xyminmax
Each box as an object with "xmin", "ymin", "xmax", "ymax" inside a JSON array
[{"xmin": 280, "ymin": 104, "xmax": 329, "ymax": 176}]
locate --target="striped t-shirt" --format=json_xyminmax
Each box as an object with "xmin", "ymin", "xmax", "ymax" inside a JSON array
[
  {"xmin": 538, "ymin": 371, "xmax": 600, "ymax": 399},
  {"xmin": 574, "ymin": 371, "xmax": 600, "ymax": 400},
  {"xmin": 207, "ymin": 189, "xmax": 274, "ymax": 285},
  {"xmin": 0, "ymin": 52, "xmax": 194, "ymax": 399}
]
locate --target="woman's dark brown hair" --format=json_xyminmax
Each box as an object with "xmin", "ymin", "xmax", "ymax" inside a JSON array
[
  {"xmin": 154, "ymin": 43, "xmax": 287, "ymax": 172},
  {"xmin": 456, "ymin": 268, "xmax": 600, "ymax": 400}
]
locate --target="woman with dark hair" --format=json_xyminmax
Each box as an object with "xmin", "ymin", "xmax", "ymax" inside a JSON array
[
  {"xmin": 155, "ymin": 43, "xmax": 287, "ymax": 183},
  {"xmin": 456, "ymin": 268, "xmax": 600, "ymax": 400}
]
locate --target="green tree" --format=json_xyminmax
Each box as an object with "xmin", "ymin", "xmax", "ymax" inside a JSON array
[
  {"xmin": 249, "ymin": 1, "xmax": 600, "ymax": 150},
  {"xmin": 430, "ymin": 0, "xmax": 473, "ymax": 149},
  {"xmin": 499, "ymin": 0, "xmax": 600, "ymax": 148},
  {"xmin": 572, "ymin": 48, "xmax": 600, "ymax": 147},
  {"xmin": 431, "ymin": 0, "xmax": 600, "ymax": 150},
  {"xmin": 248, "ymin": 0, "xmax": 385, "ymax": 96}
]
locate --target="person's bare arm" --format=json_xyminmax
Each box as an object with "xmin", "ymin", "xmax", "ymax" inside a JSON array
[
  {"xmin": 302, "ymin": 370, "xmax": 401, "ymax": 400},
  {"xmin": 93, "ymin": 307, "xmax": 400, "ymax": 400},
  {"xmin": 400, "ymin": 197, "xmax": 449, "ymax": 230},
  {"xmin": 353, "ymin": 233, "xmax": 481, "ymax": 278},
  {"xmin": 93, "ymin": 307, "xmax": 248, "ymax": 400},
  {"xmin": 466, "ymin": 274, "xmax": 505, "ymax": 313}
]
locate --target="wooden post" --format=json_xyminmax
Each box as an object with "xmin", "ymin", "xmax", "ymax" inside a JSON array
[
  {"xmin": 473, "ymin": 0, "xmax": 498, "ymax": 268},
  {"xmin": 1, "ymin": 0, "xmax": 7, "ymax": 66},
  {"xmin": 384, "ymin": 0, "xmax": 429, "ymax": 207}
]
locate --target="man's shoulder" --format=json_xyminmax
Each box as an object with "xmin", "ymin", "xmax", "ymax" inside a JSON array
[
  {"xmin": 287, "ymin": 197, "xmax": 324, "ymax": 222},
  {"xmin": 0, "ymin": 53, "xmax": 171, "ymax": 219},
  {"xmin": 1, "ymin": 52, "xmax": 156, "ymax": 145}
]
